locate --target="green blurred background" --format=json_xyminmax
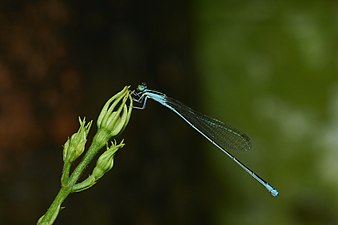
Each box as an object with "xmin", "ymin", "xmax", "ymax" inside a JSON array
[{"xmin": 0, "ymin": 0, "xmax": 337, "ymax": 224}]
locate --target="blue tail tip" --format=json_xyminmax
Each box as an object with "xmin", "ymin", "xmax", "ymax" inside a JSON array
[{"xmin": 270, "ymin": 188, "xmax": 279, "ymax": 197}]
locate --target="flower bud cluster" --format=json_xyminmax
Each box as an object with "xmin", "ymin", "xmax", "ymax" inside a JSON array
[{"xmin": 94, "ymin": 86, "xmax": 132, "ymax": 148}]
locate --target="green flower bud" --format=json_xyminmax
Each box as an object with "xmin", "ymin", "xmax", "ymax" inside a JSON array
[
  {"xmin": 63, "ymin": 117, "xmax": 92, "ymax": 163},
  {"xmin": 92, "ymin": 140, "xmax": 125, "ymax": 180},
  {"xmin": 94, "ymin": 86, "xmax": 133, "ymax": 147}
]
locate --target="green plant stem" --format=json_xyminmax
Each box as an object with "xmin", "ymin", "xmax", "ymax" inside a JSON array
[
  {"xmin": 61, "ymin": 162, "xmax": 71, "ymax": 186},
  {"xmin": 38, "ymin": 186, "xmax": 70, "ymax": 225},
  {"xmin": 38, "ymin": 131, "xmax": 106, "ymax": 225},
  {"xmin": 67, "ymin": 133, "xmax": 105, "ymax": 186}
]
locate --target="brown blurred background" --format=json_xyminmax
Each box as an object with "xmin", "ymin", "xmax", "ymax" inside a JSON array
[{"xmin": 0, "ymin": 0, "xmax": 337, "ymax": 225}]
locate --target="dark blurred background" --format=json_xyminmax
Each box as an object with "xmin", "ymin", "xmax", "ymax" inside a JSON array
[{"xmin": 1, "ymin": 0, "xmax": 337, "ymax": 224}]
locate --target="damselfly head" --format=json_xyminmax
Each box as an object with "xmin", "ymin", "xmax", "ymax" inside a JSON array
[{"xmin": 137, "ymin": 83, "xmax": 147, "ymax": 92}]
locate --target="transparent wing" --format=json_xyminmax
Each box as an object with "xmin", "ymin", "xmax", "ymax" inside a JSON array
[{"xmin": 165, "ymin": 96, "xmax": 252, "ymax": 152}]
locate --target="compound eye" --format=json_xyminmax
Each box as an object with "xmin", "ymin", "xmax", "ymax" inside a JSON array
[{"xmin": 137, "ymin": 83, "xmax": 147, "ymax": 91}]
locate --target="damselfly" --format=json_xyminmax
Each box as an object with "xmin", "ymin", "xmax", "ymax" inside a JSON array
[{"xmin": 132, "ymin": 83, "xmax": 278, "ymax": 197}]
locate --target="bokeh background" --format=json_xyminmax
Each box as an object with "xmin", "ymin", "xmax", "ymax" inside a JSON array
[{"xmin": 1, "ymin": 0, "xmax": 337, "ymax": 224}]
